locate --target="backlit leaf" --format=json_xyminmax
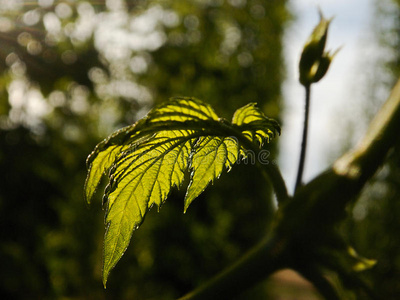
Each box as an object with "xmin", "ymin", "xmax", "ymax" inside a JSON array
[
  {"xmin": 184, "ymin": 136, "xmax": 239, "ymax": 212},
  {"xmin": 84, "ymin": 126, "xmax": 136, "ymax": 204},
  {"xmin": 84, "ymin": 97, "xmax": 280, "ymax": 286},
  {"xmin": 232, "ymin": 102, "xmax": 280, "ymax": 150}
]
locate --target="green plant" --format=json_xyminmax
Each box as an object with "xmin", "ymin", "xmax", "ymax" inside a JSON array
[
  {"xmin": 84, "ymin": 97, "xmax": 284, "ymax": 286},
  {"xmin": 85, "ymin": 13, "xmax": 400, "ymax": 299}
]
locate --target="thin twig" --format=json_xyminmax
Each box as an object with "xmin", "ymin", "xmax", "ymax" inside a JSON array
[{"xmin": 295, "ymin": 85, "xmax": 311, "ymax": 192}]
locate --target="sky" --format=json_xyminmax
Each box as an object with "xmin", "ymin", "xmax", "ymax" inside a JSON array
[{"xmin": 280, "ymin": 0, "xmax": 378, "ymax": 193}]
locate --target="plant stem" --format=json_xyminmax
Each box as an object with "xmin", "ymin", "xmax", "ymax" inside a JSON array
[
  {"xmin": 241, "ymin": 138, "xmax": 289, "ymax": 204},
  {"xmin": 333, "ymin": 77, "xmax": 400, "ymax": 182},
  {"xmin": 178, "ymin": 78, "xmax": 400, "ymax": 300},
  {"xmin": 258, "ymin": 162, "xmax": 289, "ymax": 205},
  {"xmin": 177, "ymin": 234, "xmax": 287, "ymax": 300},
  {"xmin": 295, "ymin": 85, "xmax": 311, "ymax": 192},
  {"xmin": 296, "ymin": 264, "xmax": 340, "ymax": 300}
]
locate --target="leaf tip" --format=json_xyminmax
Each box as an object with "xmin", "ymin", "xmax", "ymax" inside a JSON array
[
  {"xmin": 102, "ymin": 274, "xmax": 108, "ymax": 289},
  {"xmin": 83, "ymin": 179, "xmax": 92, "ymax": 206},
  {"xmin": 102, "ymin": 248, "xmax": 114, "ymax": 289},
  {"xmin": 84, "ymin": 193, "xmax": 91, "ymax": 207},
  {"xmin": 183, "ymin": 201, "xmax": 190, "ymax": 214}
]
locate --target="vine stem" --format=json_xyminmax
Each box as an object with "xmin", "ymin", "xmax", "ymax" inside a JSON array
[
  {"xmin": 177, "ymin": 234, "xmax": 287, "ymax": 300},
  {"xmin": 178, "ymin": 77, "xmax": 400, "ymax": 300},
  {"xmin": 295, "ymin": 85, "xmax": 311, "ymax": 192}
]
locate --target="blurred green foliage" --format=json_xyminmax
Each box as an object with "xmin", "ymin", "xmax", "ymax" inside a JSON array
[{"xmin": 0, "ymin": 0, "xmax": 289, "ymax": 298}]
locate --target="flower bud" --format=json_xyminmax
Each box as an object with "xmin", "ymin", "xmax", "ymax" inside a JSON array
[
  {"xmin": 299, "ymin": 11, "xmax": 335, "ymax": 86},
  {"xmin": 310, "ymin": 53, "xmax": 331, "ymax": 83}
]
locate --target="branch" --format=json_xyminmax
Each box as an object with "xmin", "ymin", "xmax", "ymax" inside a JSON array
[
  {"xmin": 297, "ymin": 264, "xmax": 340, "ymax": 300},
  {"xmin": 178, "ymin": 77, "xmax": 400, "ymax": 299},
  {"xmin": 333, "ymin": 77, "xmax": 400, "ymax": 184},
  {"xmin": 275, "ymin": 77, "xmax": 400, "ymax": 296},
  {"xmin": 279, "ymin": 77, "xmax": 400, "ymax": 242},
  {"xmin": 177, "ymin": 234, "xmax": 287, "ymax": 300}
]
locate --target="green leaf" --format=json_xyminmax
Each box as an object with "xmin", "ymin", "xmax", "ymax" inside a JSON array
[
  {"xmin": 232, "ymin": 102, "xmax": 280, "ymax": 147},
  {"xmin": 184, "ymin": 136, "xmax": 239, "ymax": 212},
  {"xmin": 103, "ymin": 131, "xmax": 193, "ymax": 285},
  {"xmin": 84, "ymin": 97, "xmax": 280, "ymax": 286},
  {"xmin": 84, "ymin": 126, "xmax": 136, "ymax": 204},
  {"xmin": 347, "ymin": 246, "xmax": 377, "ymax": 272}
]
